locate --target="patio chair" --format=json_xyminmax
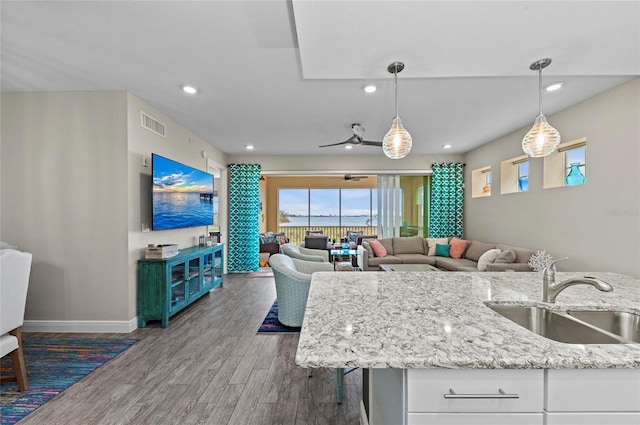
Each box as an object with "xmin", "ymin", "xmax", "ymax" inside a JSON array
[{"xmin": 281, "ymin": 243, "xmax": 329, "ymax": 263}]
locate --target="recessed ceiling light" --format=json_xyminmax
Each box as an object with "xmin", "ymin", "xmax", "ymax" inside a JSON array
[
  {"xmin": 545, "ymin": 82, "xmax": 564, "ymax": 92},
  {"xmin": 345, "ymin": 145, "xmax": 353, "ymax": 150},
  {"xmin": 245, "ymin": 145, "xmax": 254, "ymax": 150},
  {"xmin": 442, "ymin": 144, "xmax": 452, "ymax": 149},
  {"xmin": 182, "ymin": 85, "xmax": 198, "ymax": 94},
  {"xmin": 363, "ymin": 84, "xmax": 377, "ymax": 93}
]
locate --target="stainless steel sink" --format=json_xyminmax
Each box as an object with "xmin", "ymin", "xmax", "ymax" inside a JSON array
[
  {"xmin": 488, "ymin": 305, "xmax": 626, "ymax": 344},
  {"xmin": 567, "ymin": 310, "xmax": 640, "ymax": 343}
]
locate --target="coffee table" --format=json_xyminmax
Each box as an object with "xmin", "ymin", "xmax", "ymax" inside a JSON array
[
  {"xmin": 330, "ymin": 249, "xmax": 358, "ymax": 270},
  {"xmin": 379, "ymin": 264, "xmax": 440, "ymax": 272}
]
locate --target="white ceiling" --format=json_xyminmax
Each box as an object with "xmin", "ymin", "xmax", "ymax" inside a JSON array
[{"xmin": 1, "ymin": 1, "xmax": 638, "ymax": 156}]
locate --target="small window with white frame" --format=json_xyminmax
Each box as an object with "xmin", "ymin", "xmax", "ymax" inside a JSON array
[
  {"xmin": 500, "ymin": 155, "xmax": 528, "ymax": 194},
  {"xmin": 472, "ymin": 166, "xmax": 492, "ymax": 198},
  {"xmin": 543, "ymin": 137, "xmax": 587, "ymax": 189}
]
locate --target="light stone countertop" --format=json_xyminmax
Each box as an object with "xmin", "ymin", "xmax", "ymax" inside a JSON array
[{"xmin": 295, "ymin": 271, "xmax": 640, "ymax": 369}]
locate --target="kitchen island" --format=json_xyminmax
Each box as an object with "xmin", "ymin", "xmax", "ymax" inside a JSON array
[{"xmin": 296, "ymin": 271, "xmax": 640, "ymax": 424}]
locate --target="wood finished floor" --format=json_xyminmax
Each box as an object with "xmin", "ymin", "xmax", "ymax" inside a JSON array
[{"xmin": 18, "ymin": 273, "xmax": 362, "ymax": 425}]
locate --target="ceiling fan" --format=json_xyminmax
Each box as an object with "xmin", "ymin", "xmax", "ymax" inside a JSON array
[
  {"xmin": 329, "ymin": 174, "xmax": 370, "ymax": 181},
  {"xmin": 319, "ymin": 123, "xmax": 383, "ymax": 149}
]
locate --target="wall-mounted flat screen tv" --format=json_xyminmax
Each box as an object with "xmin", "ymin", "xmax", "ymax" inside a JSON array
[{"xmin": 152, "ymin": 153, "xmax": 214, "ymax": 230}]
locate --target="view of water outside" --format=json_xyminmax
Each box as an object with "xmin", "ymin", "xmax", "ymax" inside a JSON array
[{"xmin": 278, "ymin": 188, "xmax": 378, "ymax": 227}]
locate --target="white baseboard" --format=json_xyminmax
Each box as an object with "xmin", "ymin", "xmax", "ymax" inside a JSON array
[{"xmin": 23, "ymin": 317, "xmax": 138, "ymax": 334}]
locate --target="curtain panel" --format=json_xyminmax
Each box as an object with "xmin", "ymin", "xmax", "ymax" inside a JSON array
[
  {"xmin": 228, "ymin": 163, "xmax": 261, "ymax": 272},
  {"xmin": 429, "ymin": 163, "xmax": 464, "ymax": 238}
]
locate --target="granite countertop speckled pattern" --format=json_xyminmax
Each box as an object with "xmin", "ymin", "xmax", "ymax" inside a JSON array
[{"xmin": 295, "ymin": 271, "xmax": 640, "ymax": 369}]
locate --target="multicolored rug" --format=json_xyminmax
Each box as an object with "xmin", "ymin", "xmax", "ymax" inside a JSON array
[
  {"xmin": 257, "ymin": 301, "xmax": 301, "ymax": 333},
  {"xmin": 0, "ymin": 336, "xmax": 137, "ymax": 425}
]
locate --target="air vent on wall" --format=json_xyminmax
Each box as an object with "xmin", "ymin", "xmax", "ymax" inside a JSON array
[{"xmin": 140, "ymin": 111, "xmax": 166, "ymax": 137}]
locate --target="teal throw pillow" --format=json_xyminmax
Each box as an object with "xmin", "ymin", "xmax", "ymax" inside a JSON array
[{"xmin": 435, "ymin": 243, "xmax": 451, "ymax": 257}]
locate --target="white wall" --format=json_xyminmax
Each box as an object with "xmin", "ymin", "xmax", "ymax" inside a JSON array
[
  {"xmin": 1, "ymin": 92, "xmax": 130, "ymax": 323},
  {"xmin": 464, "ymin": 78, "xmax": 640, "ymax": 277}
]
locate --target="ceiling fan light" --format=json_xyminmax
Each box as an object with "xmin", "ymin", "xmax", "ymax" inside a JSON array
[
  {"xmin": 522, "ymin": 114, "xmax": 561, "ymax": 157},
  {"xmin": 383, "ymin": 117, "xmax": 412, "ymax": 159}
]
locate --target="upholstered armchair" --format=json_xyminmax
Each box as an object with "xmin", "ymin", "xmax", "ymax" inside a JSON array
[
  {"xmin": 0, "ymin": 249, "xmax": 33, "ymax": 391},
  {"xmin": 268, "ymin": 254, "xmax": 333, "ymax": 327},
  {"xmin": 281, "ymin": 243, "xmax": 329, "ymax": 263}
]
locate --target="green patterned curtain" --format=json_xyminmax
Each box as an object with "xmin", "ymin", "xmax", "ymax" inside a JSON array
[
  {"xmin": 429, "ymin": 163, "xmax": 464, "ymax": 238},
  {"xmin": 228, "ymin": 163, "xmax": 261, "ymax": 272}
]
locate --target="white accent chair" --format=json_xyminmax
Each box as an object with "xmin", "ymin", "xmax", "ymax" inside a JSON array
[
  {"xmin": 281, "ymin": 243, "xmax": 329, "ymax": 263},
  {"xmin": 0, "ymin": 249, "xmax": 33, "ymax": 391}
]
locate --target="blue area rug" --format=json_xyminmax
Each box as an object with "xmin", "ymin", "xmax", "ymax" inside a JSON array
[
  {"xmin": 257, "ymin": 301, "xmax": 301, "ymax": 333},
  {"xmin": 0, "ymin": 336, "xmax": 137, "ymax": 424}
]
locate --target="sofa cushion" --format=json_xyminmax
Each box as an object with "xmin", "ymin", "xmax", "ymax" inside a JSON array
[
  {"xmin": 464, "ymin": 241, "xmax": 496, "ymax": 262},
  {"xmin": 477, "ymin": 248, "xmax": 502, "ymax": 271},
  {"xmin": 393, "ymin": 236, "xmax": 425, "ymax": 255},
  {"xmin": 435, "ymin": 244, "xmax": 451, "ymax": 257},
  {"xmin": 369, "ymin": 239, "xmax": 388, "ymax": 257},
  {"xmin": 435, "ymin": 257, "xmax": 478, "ymax": 271},
  {"xmin": 368, "ymin": 255, "xmax": 402, "ymax": 266},
  {"xmin": 395, "ymin": 253, "xmax": 437, "ymax": 265},
  {"xmin": 449, "ymin": 237, "xmax": 469, "ymax": 259},
  {"xmin": 426, "ymin": 237, "xmax": 448, "ymax": 255},
  {"xmin": 496, "ymin": 244, "xmax": 534, "ymax": 264},
  {"xmin": 494, "ymin": 248, "xmax": 516, "ymax": 264},
  {"xmin": 378, "ymin": 238, "xmax": 394, "ymax": 255}
]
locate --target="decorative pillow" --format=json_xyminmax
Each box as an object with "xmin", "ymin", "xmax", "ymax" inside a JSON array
[
  {"xmin": 477, "ymin": 249, "xmax": 502, "ymax": 271},
  {"xmin": 449, "ymin": 237, "xmax": 469, "ymax": 259},
  {"xmin": 435, "ymin": 244, "xmax": 451, "ymax": 257},
  {"xmin": 260, "ymin": 232, "xmax": 276, "ymax": 244},
  {"xmin": 426, "ymin": 237, "xmax": 448, "ymax": 256},
  {"xmin": 494, "ymin": 248, "xmax": 516, "ymax": 264},
  {"xmin": 347, "ymin": 231, "xmax": 362, "ymax": 244},
  {"xmin": 369, "ymin": 239, "xmax": 388, "ymax": 257},
  {"xmin": 361, "ymin": 241, "xmax": 374, "ymax": 257}
]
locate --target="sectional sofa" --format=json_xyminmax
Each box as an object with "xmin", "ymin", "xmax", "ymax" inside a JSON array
[{"xmin": 357, "ymin": 236, "xmax": 535, "ymax": 272}]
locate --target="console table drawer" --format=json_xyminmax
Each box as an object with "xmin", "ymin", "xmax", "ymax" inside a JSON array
[{"xmin": 407, "ymin": 369, "xmax": 544, "ymax": 413}]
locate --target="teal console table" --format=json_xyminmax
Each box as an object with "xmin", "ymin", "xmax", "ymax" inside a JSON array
[{"xmin": 137, "ymin": 244, "xmax": 224, "ymax": 328}]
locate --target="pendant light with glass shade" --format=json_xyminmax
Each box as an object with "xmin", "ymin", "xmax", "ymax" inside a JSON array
[
  {"xmin": 383, "ymin": 62, "xmax": 412, "ymax": 159},
  {"xmin": 522, "ymin": 58, "xmax": 561, "ymax": 157}
]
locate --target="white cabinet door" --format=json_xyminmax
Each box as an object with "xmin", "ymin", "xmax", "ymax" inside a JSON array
[
  {"xmin": 544, "ymin": 412, "xmax": 640, "ymax": 425},
  {"xmin": 545, "ymin": 369, "xmax": 640, "ymax": 412},
  {"xmin": 407, "ymin": 412, "xmax": 543, "ymax": 425}
]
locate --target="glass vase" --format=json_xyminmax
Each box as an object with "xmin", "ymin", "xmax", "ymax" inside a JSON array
[{"xmin": 565, "ymin": 163, "xmax": 585, "ymax": 186}]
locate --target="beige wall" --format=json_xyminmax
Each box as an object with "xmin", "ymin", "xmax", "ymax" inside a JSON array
[
  {"xmin": 0, "ymin": 91, "xmax": 227, "ymax": 329},
  {"xmin": 464, "ymin": 77, "xmax": 640, "ymax": 277},
  {"xmin": 1, "ymin": 92, "xmax": 130, "ymax": 322},
  {"xmin": 228, "ymin": 153, "xmax": 464, "ymax": 175},
  {"xmin": 126, "ymin": 93, "xmax": 227, "ymax": 320}
]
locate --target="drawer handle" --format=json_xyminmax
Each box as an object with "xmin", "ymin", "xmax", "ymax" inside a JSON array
[{"xmin": 444, "ymin": 388, "xmax": 519, "ymax": 399}]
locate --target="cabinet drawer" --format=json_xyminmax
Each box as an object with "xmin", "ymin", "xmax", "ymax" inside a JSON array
[
  {"xmin": 407, "ymin": 369, "xmax": 544, "ymax": 413},
  {"xmin": 544, "ymin": 412, "xmax": 640, "ymax": 425},
  {"xmin": 545, "ymin": 369, "xmax": 640, "ymax": 412},
  {"xmin": 407, "ymin": 412, "xmax": 543, "ymax": 425}
]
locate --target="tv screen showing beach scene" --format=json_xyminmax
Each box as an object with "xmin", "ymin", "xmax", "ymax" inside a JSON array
[{"xmin": 152, "ymin": 154, "xmax": 214, "ymax": 230}]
